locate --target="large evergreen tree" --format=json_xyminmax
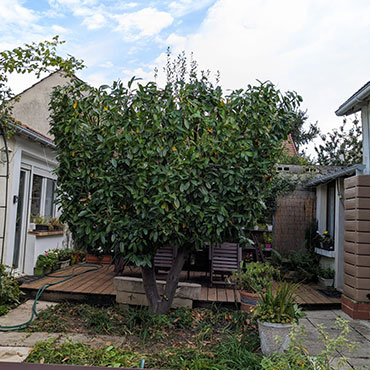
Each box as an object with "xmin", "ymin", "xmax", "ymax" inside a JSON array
[{"xmin": 50, "ymin": 54, "xmax": 302, "ymax": 313}]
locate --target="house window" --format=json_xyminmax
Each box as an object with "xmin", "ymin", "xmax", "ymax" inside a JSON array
[
  {"xmin": 30, "ymin": 174, "xmax": 56, "ymax": 219},
  {"xmin": 326, "ymin": 181, "xmax": 335, "ymax": 240}
]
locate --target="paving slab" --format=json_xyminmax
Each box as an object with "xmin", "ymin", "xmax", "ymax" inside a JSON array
[
  {"xmin": 0, "ymin": 300, "xmax": 58, "ymax": 328},
  {"xmin": 0, "ymin": 347, "xmax": 32, "ymax": 363},
  {"xmin": 302, "ymin": 309, "xmax": 370, "ymax": 368},
  {"xmin": 0, "ymin": 332, "xmax": 128, "ymax": 348}
]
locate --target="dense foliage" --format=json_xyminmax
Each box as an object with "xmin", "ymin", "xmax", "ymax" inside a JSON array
[
  {"xmin": 50, "ymin": 55, "xmax": 302, "ymax": 312},
  {"xmin": 315, "ymin": 117, "xmax": 362, "ymax": 165},
  {"xmin": 0, "ymin": 264, "xmax": 23, "ymax": 315}
]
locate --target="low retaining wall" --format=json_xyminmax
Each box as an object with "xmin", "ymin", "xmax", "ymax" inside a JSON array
[{"xmin": 114, "ymin": 277, "xmax": 201, "ymax": 308}]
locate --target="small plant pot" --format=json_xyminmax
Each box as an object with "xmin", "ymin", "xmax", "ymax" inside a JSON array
[
  {"xmin": 35, "ymin": 224, "xmax": 49, "ymax": 231},
  {"xmin": 86, "ymin": 254, "xmax": 112, "ymax": 264},
  {"xmin": 240, "ymin": 290, "xmax": 259, "ymax": 312},
  {"xmin": 320, "ymin": 242, "xmax": 334, "ymax": 251},
  {"xmin": 264, "ymin": 244, "xmax": 272, "ymax": 250},
  {"xmin": 58, "ymin": 259, "xmax": 71, "ymax": 269},
  {"xmin": 33, "ymin": 267, "xmax": 44, "ymax": 277},
  {"xmin": 71, "ymin": 253, "xmax": 80, "ymax": 265},
  {"xmin": 257, "ymin": 320, "xmax": 292, "ymax": 356},
  {"xmin": 318, "ymin": 276, "xmax": 334, "ymax": 287}
]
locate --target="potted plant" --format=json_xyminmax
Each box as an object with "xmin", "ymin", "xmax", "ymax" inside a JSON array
[
  {"xmin": 263, "ymin": 233, "xmax": 272, "ymax": 250},
  {"xmin": 71, "ymin": 249, "xmax": 85, "ymax": 265},
  {"xmin": 252, "ymin": 280, "xmax": 305, "ymax": 356},
  {"xmin": 57, "ymin": 249, "xmax": 72, "ymax": 269},
  {"xmin": 85, "ymin": 246, "xmax": 112, "ymax": 264},
  {"xmin": 231, "ymin": 261, "xmax": 276, "ymax": 312},
  {"xmin": 33, "ymin": 214, "xmax": 50, "ymax": 231},
  {"xmin": 48, "ymin": 217, "xmax": 65, "ymax": 231},
  {"xmin": 318, "ymin": 266, "xmax": 335, "ymax": 287},
  {"xmin": 34, "ymin": 252, "xmax": 56, "ymax": 276},
  {"xmin": 320, "ymin": 231, "xmax": 334, "ymax": 251}
]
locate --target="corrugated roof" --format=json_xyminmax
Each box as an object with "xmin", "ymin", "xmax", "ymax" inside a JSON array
[{"xmin": 305, "ymin": 163, "xmax": 365, "ymax": 187}]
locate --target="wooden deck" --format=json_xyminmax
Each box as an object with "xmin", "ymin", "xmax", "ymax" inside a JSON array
[{"xmin": 20, "ymin": 264, "xmax": 341, "ymax": 308}]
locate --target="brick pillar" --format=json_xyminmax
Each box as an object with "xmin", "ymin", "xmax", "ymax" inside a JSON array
[{"xmin": 343, "ymin": 175, "xmax": 370, "ymax": 319}]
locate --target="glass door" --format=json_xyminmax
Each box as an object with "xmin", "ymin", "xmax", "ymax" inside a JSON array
[{"xmin": 12, "ymin": 168, "xmax": 30, "ymax": 270}]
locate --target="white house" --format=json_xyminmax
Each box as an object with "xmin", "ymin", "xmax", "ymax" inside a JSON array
[{"xmin": 0, "ymin": 72, "xmax": 71, "ymax": 275}]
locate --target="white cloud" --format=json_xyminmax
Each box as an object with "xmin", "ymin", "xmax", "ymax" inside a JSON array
[
  {"xmin": 99, "ymin": 61, "xmax": 114, "ymax": 69},
  {"xmin": 0, "ymin": 0, "xmax": 38, "ymax": 28},
  {"xmin": 168, "ymin": 0, "xmax": 215, "ymax": 17},
  {"xmin": 165, "ymin": 0, "xmax": 370, "ymax": 143},
  {"xmin": 114, "ymin": 7, "xmax": 174, "ymax": 41},
  {"xmin": 51, "ymin": 24, "xmax": 70, "ymax": 34},
  {"xmin": 165, "ymin": 33, "xmax": 187, "ymax": 53},
  {"xmin": 82, "ymin": 13, "xmax": 107, "ymax": 30}
]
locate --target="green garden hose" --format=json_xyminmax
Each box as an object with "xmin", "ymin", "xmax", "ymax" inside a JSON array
[{"xmin": 0, "ymin": 263, "xmax": 103, "ymax": 332}]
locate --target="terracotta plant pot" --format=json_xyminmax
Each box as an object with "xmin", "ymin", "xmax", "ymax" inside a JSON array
[
  {"xmin": 86, "ymin": 254, "xmax": 112, "ymax": 264},
  {"xmin": 72, "ymin": 253, "xmax": 80, "ymax": 265},
  {"xmin": 240, "ymin": 290, "xmax": 259, "ymax": 312}
]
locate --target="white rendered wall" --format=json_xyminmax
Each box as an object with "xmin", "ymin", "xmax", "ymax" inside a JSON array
[{"xmin": 11, "ymin": 72, "xmax": 71, "ymax": 137}]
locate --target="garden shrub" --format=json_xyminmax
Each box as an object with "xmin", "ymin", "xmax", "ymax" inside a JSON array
[{"xmin": 0, "ymin": 264, "xmax": 23, "ymax": 315}]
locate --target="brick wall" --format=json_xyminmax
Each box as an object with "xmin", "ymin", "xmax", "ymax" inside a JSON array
[
  {"xmin": 273, "ymin": 186, "xmax": 316, "ymax": 254},
  {"xmin": 342, "ymin": 175, "xmax": 370, "ymax": 319}
]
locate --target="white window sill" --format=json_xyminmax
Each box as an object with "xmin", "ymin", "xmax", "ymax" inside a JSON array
[{"xmin": 315, "ymin": 248, "xmax": 335, "ymax": 258}]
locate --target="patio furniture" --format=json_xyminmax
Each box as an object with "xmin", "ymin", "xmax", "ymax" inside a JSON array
[
  {"xmin": 210, "ymin": 242, "xmax": 241, "ymax": 286},
  {"xmin": 154, "ymin": 245, "xmax": 177, "ymax": 272}
]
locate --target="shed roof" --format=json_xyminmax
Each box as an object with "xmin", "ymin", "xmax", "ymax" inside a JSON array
[
  {"xmin": 336, "ymin": 81, "xmax": 370, "ymax": 116},
  {"xmin": 305, "ymin": 163, "xmax": 365, "ymax": 187}
]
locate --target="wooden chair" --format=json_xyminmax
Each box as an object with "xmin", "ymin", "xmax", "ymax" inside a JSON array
[
  {"xmin": 154, "ymin": 245, "xmax": 177, "ymax": 272},
  {"xmin": 210, "ymin": 242, "xmax": 241, "ymax": 286}
]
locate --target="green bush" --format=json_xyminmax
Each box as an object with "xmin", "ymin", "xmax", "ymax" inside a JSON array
[
  {"xmin": 0, "ymin": 264, "xmax": 23, "ymax": 315},
  {"xmin": 231, "ymin": 262, "xmax": 277, "ymax": 293}
]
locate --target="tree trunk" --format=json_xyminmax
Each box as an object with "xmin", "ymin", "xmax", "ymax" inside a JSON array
[{"xmin": 141, "ymin": 246, "xmax": 190, "ymax": 314}]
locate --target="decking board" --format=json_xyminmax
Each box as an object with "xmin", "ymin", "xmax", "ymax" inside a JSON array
[{"xmin": 20, "ymin": 264, "xmax": 341, "ymax": 307}]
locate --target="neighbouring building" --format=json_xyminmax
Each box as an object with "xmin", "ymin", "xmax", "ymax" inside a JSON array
[{"xmin": 0, "ymin": 72, "xmax": 71, "ymax": 275}]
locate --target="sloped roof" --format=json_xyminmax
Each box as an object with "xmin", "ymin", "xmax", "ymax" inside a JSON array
[
  {"xmin": 10, "ymin": 121, "xmax": 55, "ymax": 149},
  {"xmin": 305, "ymin": 163, "xmax": 365, "ymax": 187},
  {"xmin": 283, "ymin": 133, "xmax": 298, "ymax": 156},
  {"xmin": 336, "ymin": 81, "xmax": 370, "ymax": 116}
]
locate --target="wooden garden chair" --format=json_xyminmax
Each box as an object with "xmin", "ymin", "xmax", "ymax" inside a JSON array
[{"xmin": 210, "ymin": 242, "xmax": 241, "ymax": 286}]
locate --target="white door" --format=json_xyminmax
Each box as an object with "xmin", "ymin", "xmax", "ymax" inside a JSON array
[{"xmin": 12, "ymin": 167, "xmax": 31, "ymax": 271}]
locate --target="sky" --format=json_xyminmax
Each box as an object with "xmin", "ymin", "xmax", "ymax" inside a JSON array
[{"xmin": 1, "ymin": 0, "xmax": 370, "ymax": 154}]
